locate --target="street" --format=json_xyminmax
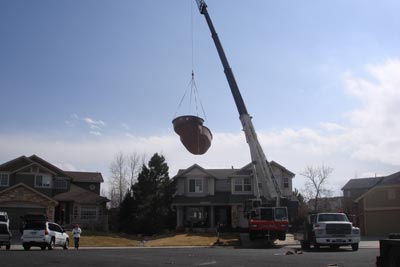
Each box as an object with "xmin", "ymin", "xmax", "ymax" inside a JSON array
[{"xmin": 0, "ymin": 246, "xmax": 378, "ymax": 267}]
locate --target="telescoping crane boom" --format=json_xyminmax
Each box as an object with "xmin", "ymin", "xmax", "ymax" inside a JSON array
[{"xmin": 195, "ymin": 0, "xmax": 282, "ymax": 206}]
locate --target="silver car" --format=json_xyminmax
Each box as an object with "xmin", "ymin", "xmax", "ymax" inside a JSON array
[{"xmin": 21, "ymin": 221, "xmax": 69, "ymax": 250}]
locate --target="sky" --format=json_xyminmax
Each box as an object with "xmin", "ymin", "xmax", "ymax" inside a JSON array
[{"xmin": 1, "ymin": 0, "xmax": 400, "ymax": 196}]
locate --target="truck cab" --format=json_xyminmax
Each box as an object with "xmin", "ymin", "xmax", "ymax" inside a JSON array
[{"xmin": 297, "ymin": 212, "xmax": 360, "ymax": 250}]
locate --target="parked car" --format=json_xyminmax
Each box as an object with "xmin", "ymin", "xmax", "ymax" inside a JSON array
[
  {"xmin": 0, "ymin": 211, "xmax": 10, "ymax": 228},
  {"xmin": 21, "ymin": 221, "xmax": 69, "ymax": 250},
  {"xmin": 0, "ymin": 223, "xmax": 12, "ymax": 250}
]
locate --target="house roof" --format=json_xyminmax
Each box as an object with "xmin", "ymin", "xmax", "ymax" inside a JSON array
[
  {"xmin": 0, "ymin": 155, "xmax": 104, "ymax": 183},
  {"xmin": 174, "ymin": 161, "xmax": 295, "ymax": 180},
  {"xmin": 341, "ymin": 177, "xmax": 383, "ymax": 190},
  {"xmin": 64, "ymin": 171, "xmax": 104, "ymax": 183},
  {"xmin": 378, "ymin": 171, "xmax": 400, "ymax": 186},
  {"xmin": 53, "ymin": 184, "xmax": 108, "ymax": 204}
]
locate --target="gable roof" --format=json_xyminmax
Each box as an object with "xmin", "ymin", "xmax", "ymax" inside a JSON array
[
  {"xmin": 64, "ymin": 171, "xmax": 104, "ymax": 183},
  {"xmin": 0, "ymin": 183, "xmax": 58, "ymax": 204},
  {"xmin": 173, "ymin": 164, "xmax": 229, "ymax": 180},
  {"xmin": 341, "ymin": 177, "xmax": 383, "ymax": 190},
  {"xmin": 0, "ymin": 155, "xmax": 68, "ymax": 177},
  {"xmin": 173, "ymin": 160, "xmax": 295, "ymax": 180},
  {"xmin": 378, "ymin": 171, "xmax": 400, "ymax": 186},
  {"xmin": 53, "ymin": 184, "xmax": 108, "ymax": 204},
  {"xmin": 0, "ymin": 155, "xmax": 104, "ymax": 183}
]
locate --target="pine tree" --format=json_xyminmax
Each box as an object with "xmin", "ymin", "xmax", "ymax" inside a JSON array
[{"xmin": 119, "ymin": 153, "xmax": 176, "ymax": 235}]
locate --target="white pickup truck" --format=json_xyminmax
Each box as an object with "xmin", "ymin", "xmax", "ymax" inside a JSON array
[{"xmin": 295, "ymin": 212, "xmax": 360, "ymax": 251}]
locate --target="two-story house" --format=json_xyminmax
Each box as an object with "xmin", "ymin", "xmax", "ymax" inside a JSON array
[
  {"xmin": 172, "ymin": 161, "xmax": 296, "ymax": 230},
  {"xmin": 0, "ymin": 155, "xmax": 109, "ymax": 230},
  {"xmin": 341, "ymin": 176, "xmax": 383, "ymax": 225}
]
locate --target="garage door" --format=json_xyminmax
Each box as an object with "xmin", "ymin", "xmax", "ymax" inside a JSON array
[
  {"xmin": 0, "ymin": 207, "xmax": 46, "ymax": 230},
  {"xmin": 365, "ymin": 210, "xmax": 400, "ymax": 236}
]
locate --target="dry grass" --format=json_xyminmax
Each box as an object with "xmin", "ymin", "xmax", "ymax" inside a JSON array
[
  {"xmin": 68, "ymin": 232, "xmax": 239, "ymax": 247},
  {"xmin": 146, "ymin": 233, "xmax": 239, "ymax": 247}
]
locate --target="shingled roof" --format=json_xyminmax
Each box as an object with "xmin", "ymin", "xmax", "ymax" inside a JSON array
[
  {"xmin": 64, "ymin": 171, "xmax": 104, "ymax": 183},
  {"xmin": 341, "ymin": 177, "xmax": 383, "ymax": 190},
  {"xmin": 54, "ymin": 184, "xmax": 108, "ymax": 204}
]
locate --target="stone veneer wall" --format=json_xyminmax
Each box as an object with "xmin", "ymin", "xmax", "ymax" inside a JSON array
[{"xmin": 0, "ymin": 185, "xmax": 57, "ymax": 222}]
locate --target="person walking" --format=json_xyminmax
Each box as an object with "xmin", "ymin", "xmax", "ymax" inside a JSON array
[{"xmin": 72, "ymin": 224, "xmax": 82, "ymax": 250}]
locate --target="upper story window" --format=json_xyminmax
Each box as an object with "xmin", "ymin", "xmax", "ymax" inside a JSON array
[
  {"xmin": 234, "ymin": 177, "xmax": 252, "ymax": 192},
  {"xmin": 0, "ymin": 173, "xmax": 9, "ymax": 187},
  {"xmin": 189, "ymin": 179, "xmax": 203, "ymax": 193},
  {"xmin": 283, "ymin": 177, "xmax": 289, "ymax": 188},
  {"xmin": 53, "ymin": 178, "xmax": 68, "ymax": 189},
  {"xmin": 35, "ymin": 174, "xmax": 52, "ymax": 188}
]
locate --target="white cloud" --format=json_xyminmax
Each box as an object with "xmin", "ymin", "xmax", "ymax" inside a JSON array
[
  {"xmin": 1, "ymin": 59, "xmax": 400, "ymax": 196},
  {"xmin": 89, "ymin": 131, "xmax": 102, "ymax": 136}
]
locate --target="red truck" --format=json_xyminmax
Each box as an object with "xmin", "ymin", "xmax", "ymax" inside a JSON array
[{"xmin": 248, "ymin": 206, "xmax": 288, "ymax": 241}]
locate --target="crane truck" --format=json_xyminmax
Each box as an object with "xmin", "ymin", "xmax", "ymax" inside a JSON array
[{"xmin": 195, "ymin": 0, "xmax": 289, "ymax": 241}]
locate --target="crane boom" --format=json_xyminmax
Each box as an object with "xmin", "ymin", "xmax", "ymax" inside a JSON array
[{"xmin": 195, "ymin": 0, "xmax": 282, "ymax": 205}]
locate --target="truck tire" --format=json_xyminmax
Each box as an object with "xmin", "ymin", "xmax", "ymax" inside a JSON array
[
  {"xmin": 23, "ymin": 245, "xmax": 30, "ymax": 251},
  {"xmin": 314, "ymin": 243, "xmax": 320, "ymax": 249},
  {"xmin": 388, "ymin": 247, "xmax": 400, "ymax": 267},
  {"xmin": 6, "ymin": 244, "xmax": 10, "ymax": 250},
  {"xmin": 249, "ymin": 232, "xmax": 255, "ymax": 241},
  {"xmin": 301, "ymin": 241, "xmax": 310, "ymax": 249},
  {"xmin": 351, "ymin": 243, "xmax": 359, "ymax": 251}
]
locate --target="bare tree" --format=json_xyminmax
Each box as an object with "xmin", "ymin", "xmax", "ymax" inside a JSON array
[
  {"xmin": 300, "ymin": 165, "xmax": 333, "ymax": 212},
  {"xmin": 127, "ymin": 152, "xmax": 144, "ymax": 189},
  {"xmin": 109, "ymin": 151, "xmax": 128, "ymax": 208}
]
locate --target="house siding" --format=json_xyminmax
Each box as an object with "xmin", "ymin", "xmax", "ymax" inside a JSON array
[{"xmin": 364, "ymin": 186, "xmax": 400, "ymax": 209}]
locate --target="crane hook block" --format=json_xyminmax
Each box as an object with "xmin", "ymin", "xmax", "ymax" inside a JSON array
[{"xmin": 172, "ymin": 115, "xmax": 213, "ymax": 155}]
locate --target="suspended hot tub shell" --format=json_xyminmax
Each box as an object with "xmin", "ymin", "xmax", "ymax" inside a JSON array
[{"xmin": 172, "ymin": 115, "xmax": 213, "ymax": 155}]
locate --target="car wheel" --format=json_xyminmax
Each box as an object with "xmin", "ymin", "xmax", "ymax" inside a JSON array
[
  {"xmin": 23, "ymin": 245, "xmax": 30, "ymax": 251},
  {"xmin": 63, "ymin": 238, "xmax": 69, "ymax": 250},
  {"xmin": 41, "ymin": 245, "xmax": 46, "ymax": 250},
  {"xmin": 48, "ymin": 239, "xmax": 55, "ymax": 250},
  {"xmin": 351, "ymin": 243, "xmax": 359, "ymax": 251},
  {"xmin": 6, "ymin": 245, "xmax": 10, "ymax": 250},
  {"xmin": 314, "ymin": 243, "xmax": 320, "ymax": 249}
]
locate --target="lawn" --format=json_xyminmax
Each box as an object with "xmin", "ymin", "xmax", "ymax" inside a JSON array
[{"xmin": 70, "ymin": 232, "xmax": 239, "ymax": 247}]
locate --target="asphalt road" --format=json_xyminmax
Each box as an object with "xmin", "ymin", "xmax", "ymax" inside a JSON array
[{"xmin": 0, "ymin": 246, "xmax": 378, "ymax": 267}]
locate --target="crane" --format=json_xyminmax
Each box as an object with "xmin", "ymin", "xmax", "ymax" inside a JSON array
[
  {"xmin": 194, "ymin": 0, "xmax": 289, "ymax": 241},
  {"xmin": 195, "ymin": 0, "xmax": 282, "ymax": 207}
]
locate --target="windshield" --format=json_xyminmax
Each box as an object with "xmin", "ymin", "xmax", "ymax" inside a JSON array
[{"xmin": 318, "ymin": 214, "xmax": 349, "ymax": 222}]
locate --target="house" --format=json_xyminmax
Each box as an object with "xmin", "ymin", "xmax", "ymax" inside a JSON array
[
  {"xmin": 172, "ymin": 161, "xmax": 296, "ymax": 230},
  {"xmin": 341, "ymin": 176, "xmax": 383, "ymax": 218},
  {"xmin": 342, "ymin": 173, "xmax": 400, "ymax": 236},
  {"xmin": 0, "ymin": 155, "xmax": 109, "ymax": 231}
]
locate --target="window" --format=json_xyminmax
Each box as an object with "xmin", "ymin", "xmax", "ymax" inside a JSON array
[
  {"xmin": 53, "ymin": 178, "xmax": 67, "ymax": 189},
  {"xmin": 189, "ymin": 179, "xmax": 203, "ymax": 193},
  {"xmin": 283, "ymin": 177, "xmax": 289, "ymax": 188},
  {"xmin": 80, "ymin": 206, "xmax": 97, "ymax": 220},
  {"xmin": 0, "ymin": 173, "xmax": 9, "ymax": 187},
  {"xmin": 35, "ymin": 174, "xmax": 52, "ymax": 188},
  {"xmin": 234, "ymin": 177, "xmax": 252, "ymax": 192}
]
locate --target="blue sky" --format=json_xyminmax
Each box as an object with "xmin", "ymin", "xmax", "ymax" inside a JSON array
[{"xmin": 1, "ymin": 0, "xmax": 400, "ymax": 195}]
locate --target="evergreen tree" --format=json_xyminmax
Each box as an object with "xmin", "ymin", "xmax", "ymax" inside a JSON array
[{"xmin": 119, "ymin": 153, "xmax": 176, "ymax": 235}]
